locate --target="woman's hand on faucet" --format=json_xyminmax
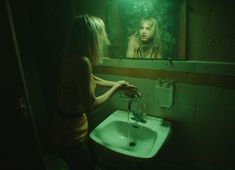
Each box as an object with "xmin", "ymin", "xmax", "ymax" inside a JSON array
[{"xmin": 115, "ymin": 80, "xmax": 141, "ymax": 98}]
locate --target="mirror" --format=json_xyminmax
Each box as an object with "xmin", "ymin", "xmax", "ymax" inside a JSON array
[{"xmin": 105, "ymin": 0, "xmax": 186, "ymax": 60}]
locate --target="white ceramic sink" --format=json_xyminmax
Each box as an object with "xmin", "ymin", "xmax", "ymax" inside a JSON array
[{"xmin": 89, "ymin": 110, "xmax": 172, "ymax": 159}]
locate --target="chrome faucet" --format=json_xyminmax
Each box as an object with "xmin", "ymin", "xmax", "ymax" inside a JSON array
[{"xmin": 128, "ymin": 96, "xmax": 146, "ymax": 123}]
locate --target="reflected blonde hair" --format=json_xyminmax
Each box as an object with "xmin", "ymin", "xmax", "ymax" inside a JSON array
[
  {"xmin": 65, "ymin": 15, "xmax": 110, "ymax": 64},
  {"xmin": 129, "ymin": 17, "xmax": 161, "ymax": 50},
  {"xmin": 137, "ymin": 17, "xmax": 161, "ymax": 49}
]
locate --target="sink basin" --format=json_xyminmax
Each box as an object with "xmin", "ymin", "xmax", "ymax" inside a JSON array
[{"xmin": 89, "ymin": 110, "xmax": 172, "ymax": 159}]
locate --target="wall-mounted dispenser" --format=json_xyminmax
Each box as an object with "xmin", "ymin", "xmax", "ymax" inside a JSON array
[{"xmin": 155, "ymin": 79, "xmax": 174, "ymax": 108}]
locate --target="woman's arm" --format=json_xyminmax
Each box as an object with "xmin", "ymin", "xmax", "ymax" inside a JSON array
[
  {"xmin": 126, "ymin": 38, "xmax": 135, "ymax": 58},
  {"xmin": 126, "ymin": 34, "xmax": 138, "ymax": 58},
  {"xmin": 76, "ymin": 57, "xmax": 125, "ymax": 112},
  {"xmin": 92, "ymin": 74, "xmax": 117, "ymax": 87},
  {"xmin": 93, "ymin": 75, "xmax": 141, "ymax": 99},
  {"xmin": 92, "ymin": 74, "xmax": 140, "ymax": 109},
  {"xmin": 92, "ymin": 74, "xmax": 138, "ymax": 93},
  {"xmin": 93, "ymin": 83, "xmax": 121, "ymax": 110}
]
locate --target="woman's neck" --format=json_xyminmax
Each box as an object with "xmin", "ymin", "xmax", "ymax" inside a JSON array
[
  {"xmin": 137, "ymin": 41, "xmax": 156, "ymax": 58},
  {"xmin": 140, "ymin": 40, "xmax": 154, "ymax": 52}
]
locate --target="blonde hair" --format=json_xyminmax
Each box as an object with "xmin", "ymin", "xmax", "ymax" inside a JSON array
[
  {"xmin": 126, "ymin": 17, "xmax": 162, "ymax": 58},
  {"xmin": 65, "ymin": 15, "xmax": 109, "ymax": 64},
  {"xmin": 138, "ymin": 17, "xmax": 161, "ymax": 49}
]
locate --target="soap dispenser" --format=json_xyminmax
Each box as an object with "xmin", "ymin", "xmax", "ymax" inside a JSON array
[{"xmin": 155, "ymin": 79, "xmax": 174, "ymax": 108}]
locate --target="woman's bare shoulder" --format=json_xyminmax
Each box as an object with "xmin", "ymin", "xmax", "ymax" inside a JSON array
[
  {"xmin": 77, "ymin": 56, "xmax": 92, "ymax": 73},
  {"xmin": 62, "ymin": 56, "xmax": 91, "ymax": 76},
  {"xmin": 128, "ymin": 34, "xmax": 139, "ymax": 48}
]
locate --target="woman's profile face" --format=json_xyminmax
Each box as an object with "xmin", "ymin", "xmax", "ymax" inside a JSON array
[{"xmin": 139, "ymin": 20, "xmax": 155, "ymax": 43}]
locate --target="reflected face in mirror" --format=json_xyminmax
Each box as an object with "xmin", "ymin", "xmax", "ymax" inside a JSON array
[
  {"xmin": 139, "ymin": 20, "xmax": 155, "ymax": 43},
  {"xmin": 126, "ymin": 17, "xmax": 161, "ymax": 59}
]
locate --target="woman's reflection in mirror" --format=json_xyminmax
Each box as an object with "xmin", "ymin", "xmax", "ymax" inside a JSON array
[{"xmin": 126, "ymin": 16, "xmax": 162, "ymax": 59}]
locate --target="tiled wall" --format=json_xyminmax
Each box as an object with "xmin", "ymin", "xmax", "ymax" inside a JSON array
[{"xmin": 91, "ymin": 60, "xmax": 235, "ymax": 170}]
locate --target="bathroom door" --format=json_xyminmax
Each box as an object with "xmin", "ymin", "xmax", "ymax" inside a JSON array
[{"xmin": 1, "ymin": 0, "xmax": 46, "ymax": 169}]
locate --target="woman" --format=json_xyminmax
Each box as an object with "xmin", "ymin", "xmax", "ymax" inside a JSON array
[
  {"xmin": 126, "ymin": 17, "xmax": 162, "ymax": 59},
  {"xmin": 50, "ymin": 15, "xmax": 138, "ymax": 170}
]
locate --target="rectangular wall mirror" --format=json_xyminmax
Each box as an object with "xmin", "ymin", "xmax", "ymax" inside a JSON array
[{"xmin": 105, "ymin": 0, "xmax": 186, "ymax": 60}]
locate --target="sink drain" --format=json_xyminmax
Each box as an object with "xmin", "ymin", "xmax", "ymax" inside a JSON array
[{"xmin": 129, "ymin": 142, "xmax": 136, "ymax": 146}]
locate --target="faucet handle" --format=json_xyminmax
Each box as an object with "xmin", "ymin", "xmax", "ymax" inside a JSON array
[{"xmin": 124, "ymin": 88, "xmax": 141, "ymax": 99}]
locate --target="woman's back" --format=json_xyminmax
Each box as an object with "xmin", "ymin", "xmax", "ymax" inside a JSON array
[{"xmin": 57, "ymin": 57, "xmax": 83, "ymax": 113}]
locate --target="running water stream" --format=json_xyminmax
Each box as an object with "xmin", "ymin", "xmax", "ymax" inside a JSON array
[{"xmin": 126, "ymin": 97, "xmax": 146, "ymax": 148}]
